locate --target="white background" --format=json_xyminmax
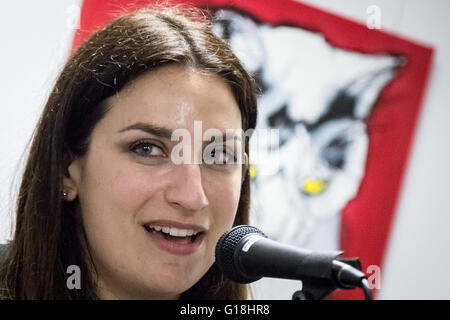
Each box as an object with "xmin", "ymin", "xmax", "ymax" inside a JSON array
[{"xmin": 0, "ymin": 0, "xmax": 449, "ymax": 299}]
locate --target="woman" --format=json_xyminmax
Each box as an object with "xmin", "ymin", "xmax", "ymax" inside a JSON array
[{"xmin": 0, "ymin": 5, "xmax": 257, "ymax": 299}]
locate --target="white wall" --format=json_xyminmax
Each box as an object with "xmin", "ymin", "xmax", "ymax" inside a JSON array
[
  {"xmin": 1, "ymin": 0, "xmax": 449, "ymax": 299},
  {"xmin": 0, "ymin": 0, "xmax": 81, "ymax": 240}
]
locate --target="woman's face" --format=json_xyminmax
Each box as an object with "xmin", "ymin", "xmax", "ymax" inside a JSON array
[{"xmin": 65, "ymin": 64, "xmax": 245, "ymax": 299}]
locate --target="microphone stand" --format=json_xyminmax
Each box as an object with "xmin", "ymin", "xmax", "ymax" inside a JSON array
[
  {"xmin": 291, "ymin": 257, "xmax": 364, "ymax": 300},
  {"xmin": 292, "ymin": 278, "xmax": 337, "ymax": 300}
]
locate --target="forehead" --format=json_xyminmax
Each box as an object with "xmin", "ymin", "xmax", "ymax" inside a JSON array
[{"xmin": 101, "ymin": 64, "xmax": 242, "ymax": 132}]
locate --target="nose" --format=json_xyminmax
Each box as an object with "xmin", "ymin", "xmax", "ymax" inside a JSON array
[{"xmin": 165, "ymin": 164, "xmax": 209, "ymax": 213}]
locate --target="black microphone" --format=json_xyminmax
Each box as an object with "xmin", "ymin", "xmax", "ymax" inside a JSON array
[{"xmin": 215, "ymin": 225, "xmax": 371, "ymax": 299}]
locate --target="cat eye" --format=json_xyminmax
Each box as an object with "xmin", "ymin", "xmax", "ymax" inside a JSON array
[{"xmin": 321, "ymin": 137, "xmax": 348, "ymax": 169}]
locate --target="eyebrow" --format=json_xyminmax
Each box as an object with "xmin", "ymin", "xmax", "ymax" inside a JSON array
[
  {"xmin": 119, "ymin": 122, "xmax": 243, "ymax": 142},
  {"xmin": 119, "ymin": 123, "xmax": 173, "ymax": 139}
]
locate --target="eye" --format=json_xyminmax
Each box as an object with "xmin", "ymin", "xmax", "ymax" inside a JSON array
[
  {"xmin": 130, "ymin": 141, "xmax": 165, "ymax": 158},
  {"xmin": 321, "ymin": 137, "xmax": 348, "ymax": 169},
  {"xmin": 209, "ymin": 147, "xmax": 236, "ymax": 165}
]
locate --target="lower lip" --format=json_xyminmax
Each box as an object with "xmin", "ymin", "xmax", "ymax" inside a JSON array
[{"xmin": 145, "ymin": 228, "xmax": 204, "ymax": 255}]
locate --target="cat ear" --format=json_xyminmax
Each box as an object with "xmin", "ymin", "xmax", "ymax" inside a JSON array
[{"xmin": 350, "ymin": 56, "xmax": 405, "ymax": 120}]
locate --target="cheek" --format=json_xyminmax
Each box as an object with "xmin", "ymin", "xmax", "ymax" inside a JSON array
[
  {"xmin": 201, "ymin": 172, "xmax": 243, "ymax": 269},
  {"xmin": 78, "ymin": 152, "xmax": 164, "ymax": 254},
  {"xmin": 109, "ymin": 166, "xmax": 156, "ymax": 212},
  {"xmin": 78, "ymin": 155, "xmax": 168, "ymax": 269},
  {"xmin": 205, "ymin": 171, "xmax": 243, "ymax": 227},
  {"xmin": 83, "ymin": 161, "xmax": 153, "ymax": 218}
]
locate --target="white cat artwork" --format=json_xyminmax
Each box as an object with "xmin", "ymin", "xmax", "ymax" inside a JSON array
[{"xmin": 212, "ymin": 9, "xmax": 404, "ymax": 299}]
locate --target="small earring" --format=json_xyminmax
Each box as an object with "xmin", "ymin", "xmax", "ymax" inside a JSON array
[{"xmin": 63, "ymin": 190, "xmax": 69, "ymax": 199}]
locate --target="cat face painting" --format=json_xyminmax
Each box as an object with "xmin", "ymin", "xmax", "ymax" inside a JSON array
[{"xmin": 213, "ymin": 9, "xmax": 403, "ymax": 251}]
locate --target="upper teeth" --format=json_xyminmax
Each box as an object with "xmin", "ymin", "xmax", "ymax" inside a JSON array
[{"xmin": 149, "ymin": 225, "xmax": 199, "ymax": 237}]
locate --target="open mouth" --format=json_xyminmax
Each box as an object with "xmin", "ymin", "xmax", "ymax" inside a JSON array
[{"xmin": 144, "ymin": 224, "xmax": 202, "ymax": 244}]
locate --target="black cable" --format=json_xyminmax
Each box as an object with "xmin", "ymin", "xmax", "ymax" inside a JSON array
[{"xmin": 361, "ymin": 278, "xmax": 373, "ymax": 300}]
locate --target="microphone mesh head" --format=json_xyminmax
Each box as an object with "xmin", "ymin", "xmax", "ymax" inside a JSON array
[{"xmin": 215, "ymin": 225, "xmax": 266, "ymax": 284}]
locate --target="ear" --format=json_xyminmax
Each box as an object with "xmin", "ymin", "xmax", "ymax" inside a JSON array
[
  {"xmin": 353, "ymin": 62, "xmax": 399, "ymax": 120},
  {"xmin": 63, "ymin": 155, "xmax": 84, "ymax": 202}
]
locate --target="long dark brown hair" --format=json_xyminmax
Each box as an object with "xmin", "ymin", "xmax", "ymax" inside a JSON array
[{"xmin": 0, "ymin": 5, "xmax": 257, "ymax": 300}]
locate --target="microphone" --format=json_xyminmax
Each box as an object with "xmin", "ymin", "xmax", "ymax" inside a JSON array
[{"xmin": 215, "ymin": 225, "xmax": 371, "ymax": 299}]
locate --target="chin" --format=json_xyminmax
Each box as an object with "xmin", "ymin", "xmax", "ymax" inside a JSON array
[{"xmin": 140, "ymin": 269, "xmax": 200, "ymax": 299}]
